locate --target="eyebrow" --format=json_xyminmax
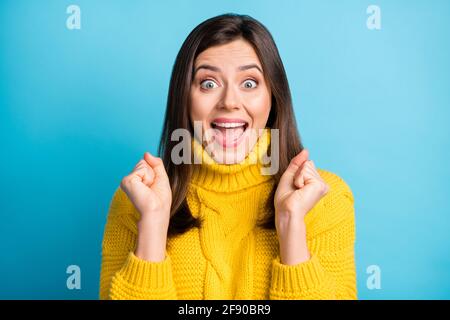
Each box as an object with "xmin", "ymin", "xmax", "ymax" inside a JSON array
[{"xmin": 193, "ymin": 63, "xmax": 263, "ymax": 76}]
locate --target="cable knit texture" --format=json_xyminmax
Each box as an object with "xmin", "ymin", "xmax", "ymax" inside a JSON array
[{"xmin": 100, "ymin": 130, "xmax": 357, "ymax": 300}]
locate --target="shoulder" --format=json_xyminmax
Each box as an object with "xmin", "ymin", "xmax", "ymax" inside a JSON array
[
  {"xmin": 101, "ymin": 188, "xmax": 140, "ymax": 252},
  {"xmin": 316, "ymin": 168, "xmax": 354, "ymax": 210},
  {"xmin": 106, "ymin": 187, "xmax": 140, "ymax": 222},
  {"xmin": 304, "ymin": 168, "xmax": 355, "ymax": 237},
  {"xmin": 317, "ymin": 168, "xmax": 354, "ymax": 203}
]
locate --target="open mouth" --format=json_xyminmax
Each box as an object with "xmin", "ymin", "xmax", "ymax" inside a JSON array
[{"xmin": 210, "ymin": 119, "xmax": 249, "ymax": 148}]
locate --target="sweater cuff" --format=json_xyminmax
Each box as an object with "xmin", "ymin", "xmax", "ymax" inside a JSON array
[
  {"xmin": 270, "ymin": 254, "xmax": 327, "ymax": 293},
  {"xmin": 115, "ymin": 251, "xmax": 174, "ymax": 289}
]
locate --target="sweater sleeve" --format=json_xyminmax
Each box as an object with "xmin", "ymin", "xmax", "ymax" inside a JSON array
[
  {"xmin": 99, "ymin": 187, "xmax": 177, "ymax": 300},
  {"xmin": 269, "ymin": 174, "xmax": 357, "ymax": 300}
]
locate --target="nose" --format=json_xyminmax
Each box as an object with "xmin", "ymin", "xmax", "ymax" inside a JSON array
[{"xmin": 219, "ymin": 83, "xmax": 241, "ymax": 110}]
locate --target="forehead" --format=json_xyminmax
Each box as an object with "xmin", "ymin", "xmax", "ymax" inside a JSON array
[{"xmin": 194, "ymin": 39, "xmax": 261, "ymax": 67}]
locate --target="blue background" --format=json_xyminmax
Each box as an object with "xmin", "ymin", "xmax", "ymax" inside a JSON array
[{"xmin": 1, "ymin": 0, "xmax": 449, "ymax": 299}]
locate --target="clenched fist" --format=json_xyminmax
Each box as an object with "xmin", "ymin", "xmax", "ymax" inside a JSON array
[
  {"xmin": 120, "ymin": 152, "xmax": 172, "ymax": 262},
  {"xmin": 274, "ymin": 149, "xmax": 329, "ymax": 265},
  {"xmin": 120, "ymin": 152, "xmax": 172, "ymax": 223},
  {"xmin": 274, "ymin": 149, "xmax": 329, "ymax": 225}
]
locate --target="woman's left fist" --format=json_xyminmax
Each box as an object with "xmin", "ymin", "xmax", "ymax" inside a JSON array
[{"xmin": 274, "ymin": 149, "xmax": 329, "ymax": 226}]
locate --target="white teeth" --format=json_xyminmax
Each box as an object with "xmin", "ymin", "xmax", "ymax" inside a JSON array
[{"xmin": 212, "ymin": 122, "xmax": 246, "ymax": 128}]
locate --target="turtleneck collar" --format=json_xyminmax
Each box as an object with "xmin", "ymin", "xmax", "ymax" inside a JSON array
[{"xmin": 190, "ymin": 129, "xmax": 274, "ymax": 193}]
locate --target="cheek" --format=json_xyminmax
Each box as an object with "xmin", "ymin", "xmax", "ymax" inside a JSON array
[
  {"xmin": 189, "ymin": 91, "xmax": 217, "ymax": 121},
  {"xmin": 244, "ymin": 90, "xmax": 271, "ymax": 125}
]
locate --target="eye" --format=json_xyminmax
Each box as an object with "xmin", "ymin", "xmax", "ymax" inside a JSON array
[
  {"xmin": 200, "ymin": 79, "xmax": 219, "ymax": 90},
  {"xmin": 242, "ymin": 79, "xmax": 258, "ymax": 89}
]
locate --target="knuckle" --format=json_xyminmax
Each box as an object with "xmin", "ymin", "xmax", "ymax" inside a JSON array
[
  {"xmin": 137, "ymin": 160, "xmax": 146, "ymax": 167},
  {"xmin": 135, "ymin": 167, "xmax": 144, "ymax": 174},
  {"xmin": 120, "ymin": 176, "xmax": 129, "ymax": 188}
]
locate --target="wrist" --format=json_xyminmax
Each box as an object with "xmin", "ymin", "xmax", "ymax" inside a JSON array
[
  {"xmin": 136, "ymin": 218, "xmax": 168, "ymax": 263},
  {"xmin": 277, "ymin": 219, "xmax": 307, "ymax": 245},
  {"xmin": 276, "ymin": 218, "xmax": 310, "ymax": 266},
  {"xmin": 275, "ymin": 209, "xmax": 307, "ymax": 233},
  {"xmin": 135, "ymin": 233, "xmax": 167, "ymax": 262},
  {"xmin": 138, "ymin": 210, "xmax": 170, "ymax": 231}
]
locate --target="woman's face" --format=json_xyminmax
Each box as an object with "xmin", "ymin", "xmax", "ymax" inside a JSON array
[{"xmin": 189, "ymin": 38, "xmax": 272, "ymax": 164}]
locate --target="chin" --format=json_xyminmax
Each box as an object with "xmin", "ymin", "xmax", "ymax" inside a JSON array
[
  {"xmin": 208, "ymin": 133, "xmax": 259, "ymax": 165},
  {"xmin": 211, "ymin": 149, "xmax": 248, "ymax": 164}
]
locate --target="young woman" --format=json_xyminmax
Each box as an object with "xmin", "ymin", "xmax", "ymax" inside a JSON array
[{"xmin": 99, "ymin": 13, "xmax": 357, "ymax": 300}]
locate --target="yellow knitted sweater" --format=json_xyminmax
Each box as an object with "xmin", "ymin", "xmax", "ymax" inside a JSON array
[{"xmin": 99, "ymin": 131, "xmax": 357, "ymax": 300}]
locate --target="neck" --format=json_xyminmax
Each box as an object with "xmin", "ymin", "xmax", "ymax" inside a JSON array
[{"xmin": 190, "ymin": 129, "xmax": 274, "ymax": 193}]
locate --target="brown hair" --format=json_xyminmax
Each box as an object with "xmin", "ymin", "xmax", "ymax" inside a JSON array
[{"xmin": 159, "ymin": 13, "xmax": 304, "ymax": 236}]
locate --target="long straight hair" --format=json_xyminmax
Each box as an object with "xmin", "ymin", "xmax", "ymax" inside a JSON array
[{"xmin": 159, "ymin": 13, "xmax": 304, "ymax": 236}]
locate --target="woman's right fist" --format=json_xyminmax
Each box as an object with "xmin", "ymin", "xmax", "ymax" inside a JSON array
[{"xmin": 120, "ymin": 152, "xmax": 172, "ymax": 226}]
